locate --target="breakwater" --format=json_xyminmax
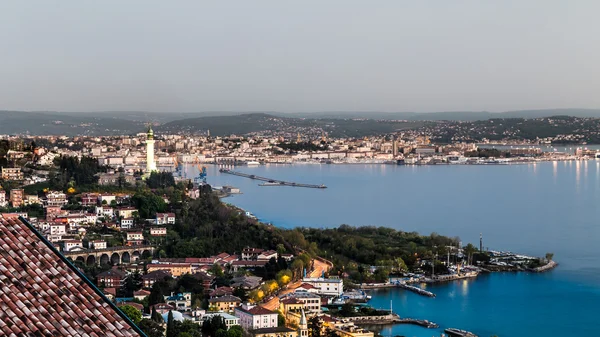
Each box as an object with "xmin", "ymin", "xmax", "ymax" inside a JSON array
[
  {"xmin": 532, "ymin": 260, "xmax": 558, "ymax": 272},
  {"xmin": 219, "ymin": 168, "xmax": 327, "ymax": 188},
  {"xmin": 345, "ymin": 314, "xmax": 438, "ymax": 329}
]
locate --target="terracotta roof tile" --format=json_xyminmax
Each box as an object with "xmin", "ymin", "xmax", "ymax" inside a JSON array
[{"xmin": 0, "ymin": 217, "xmax": 145, "ymax": 336}]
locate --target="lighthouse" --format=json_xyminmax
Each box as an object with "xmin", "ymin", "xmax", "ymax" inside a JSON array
[{"xmin": 146, "ymin": 127, "xmax": 157, "ymax": 173}]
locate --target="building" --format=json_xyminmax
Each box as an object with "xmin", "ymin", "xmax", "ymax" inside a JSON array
[
  {"xmin": 257, "ymin": 250, "xmax": 278, "ymax": 261},
  {"xmin": 1, "ymin": 167, "xmax": 23, "ymax": 181},
  {"xmin": 242, "ymin": 247, "xmax": 264, "ymax": 260},
  {"xmin": 89, "ymin": 240, "xmax": 107, "ymax": 250},
  {"xmin": 251, "ymin": 327, "xmax": 299, "ymax": 337},
  {"xmin": 208, "ymin": 295, "xmax": 242, "ymax": 313},
  {"xmin": 0, "ymin": 190, "xmax": 5, "ymax": 207},
  {"xmin": 142, "ymin": 269, "xmax": 172, "ymax": 288},
  {"xmin": 231, "ymin": 260, "xmax": 268, "ymax": 272},
  {"xmin": 235, "ymin": 305, "xmax": 279, "ymax": 331},
  {"xmin": 126, "ymin": 231, "xmax": 144, "ymax": 245},
  {"xmin": 98, "ymin": 173, "xmax": 136, "ymax": 186},
  {"xmin": 147, "ymin": 263, "xmax": 192, "ymax": 277},
  {"xmin": 146, "ymin": 127, "xmax": 157, "ymax": 173},
  {"xmin": 156, "ymin": 212, "xmax": 176, "ymax": 225},
  {"xmin": 134, "ymin": 289, "xmax": 151, "ymax": 301},
  {"xmin": 285, "ymin": 292, "xmax": 321, "ymax": 312},
  {"xmin": 301, "ymin": 277, "xmax": 343, "ymax": 296},
  {"xmin": 121, "ymin": 218, "xmax": 134, "ymax": 230},
  {"xmin": 164, "ymin": 292, "xmax": 192, "ymax": 311},
  {"xmin": 117, "ymin": 207, "xmax": 138, "ymax": 219},
  {"xmin": 10, "ymin": 189, "xmax": 24, "ymax": 208},
  {"xmin": 0, "ymin": 216, "xmax": 145, "ymax": 336},
  {"xmin": 63, "ymin": 239, "xmax": 83, "ymax": 252},
  {"xmin": 202, "ymin": 313, "xmax": 240, "ymax": 330},
  {"xmin": 97, "ymin": 268, "xmax": 128, "ymax": 288},
  {"xmin": 81, "ymin": 192, "xmax": 99, "ymax": 206},
  {"xmin": 150, "ymin": 227, "xmax": 167, "ymax": 236},
  {"xmin": 46, "ymin": 191, "xmax": 68, "ymax": 207}
]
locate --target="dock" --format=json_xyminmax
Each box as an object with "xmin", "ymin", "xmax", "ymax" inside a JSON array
[
  {"xmin": 396, "ymin": 283, "xmax": 436, "ymax": 297},
  {"xmin": 219, "ymin": 168, "xmax": 327, "ymax": 189}
]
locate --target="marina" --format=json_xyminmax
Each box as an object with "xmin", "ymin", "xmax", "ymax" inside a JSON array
[{"xmin": 219, "ymin": 168, "xmax": 327, "ymax": 188}]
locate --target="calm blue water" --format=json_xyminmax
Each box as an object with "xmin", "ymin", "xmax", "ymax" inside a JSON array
[{"xmin": 187, "ymin": 162, "xmax": 600, "ymax": 336}]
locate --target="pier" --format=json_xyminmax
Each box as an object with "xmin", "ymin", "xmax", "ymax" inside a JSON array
[
  {"xmin": 345, "ymin": 314, "xmax": 438, "ymax": 329},
  {"xmin": 396, "ymin": 283, "xmax": 436, "ymax": 297},
  {"xmin": 219, "ymin": 168, "xmax": 327, "ymax": 189}
]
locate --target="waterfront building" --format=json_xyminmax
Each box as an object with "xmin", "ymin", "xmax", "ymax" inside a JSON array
[
  {"xmin": 9, "ymin": 188, "xmax": 24, "ymax": 208},
  {"xmin": 301, "ymin": 277, "xmax": 343, "ymax": 296}
]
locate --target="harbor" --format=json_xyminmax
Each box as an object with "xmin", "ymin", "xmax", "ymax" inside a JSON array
[{"xmin": 219, "ymin": 168, "xmax": 327, "ymax": 188}]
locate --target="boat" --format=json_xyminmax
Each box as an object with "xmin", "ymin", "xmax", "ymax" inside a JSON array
[
  {"xmin": 340, "ymin": 290, "xmax": 371, "ymax": 302},
  {"xmin": 258, "ymin": 182, "xmax": 284, "ymax": 186},
  {"xmin": 246, "ymin": 161, "xmax": 260, "ymax": 166},
  {"xmin": 444, "ymin": 328, "xmax": 478, "ymax": 337}
]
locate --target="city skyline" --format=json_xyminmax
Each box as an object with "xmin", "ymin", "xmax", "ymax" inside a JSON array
[{"xmin": 1, "ymin": 1, "xmax": 600, "ymax": 113}]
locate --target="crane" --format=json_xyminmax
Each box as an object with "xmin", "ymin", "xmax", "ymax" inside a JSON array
[{"xmin": 192, "ymin": 157, "xmax": 207, "ymax": 184}]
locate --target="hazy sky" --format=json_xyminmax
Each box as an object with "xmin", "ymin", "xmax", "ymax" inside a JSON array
[{"xmin": 1, "ymin": 1, "xmax": 599, "ymax": 113}]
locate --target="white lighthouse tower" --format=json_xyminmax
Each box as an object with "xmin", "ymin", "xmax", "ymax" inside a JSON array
[{"xmin": 146, "ymin": 127, "xmax": 157, "ymax": 173}]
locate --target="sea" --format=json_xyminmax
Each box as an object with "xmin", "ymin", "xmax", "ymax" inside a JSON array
[{"xmin": 184, "ymin": 161, "xmax": 600, "ymax": 337}]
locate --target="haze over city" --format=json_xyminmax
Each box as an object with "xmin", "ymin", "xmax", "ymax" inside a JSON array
[{"xmin": 2, "ymin": 1, "xmax": 600, "ymax": 113}]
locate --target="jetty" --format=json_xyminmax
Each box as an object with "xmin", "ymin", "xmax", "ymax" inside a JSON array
[
  {"xmin": 531, "ymin": 260, "xmax": 558, "ymax": 272},
  {"xmin": 345, "ymin": 314, "xmax": 438, "ymax": 329},
  {"xmin": 219, "ymin": 168, "xmax": 327, "ymax": 189},
  {"xmin": 396, "ymin": 283, "xmax": 436, "ymax": 297}
]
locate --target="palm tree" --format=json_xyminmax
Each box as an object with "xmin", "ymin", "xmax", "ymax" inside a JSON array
[{"xmin": 464, "ymin": 243, "xmax": 477, "ymax": 265}]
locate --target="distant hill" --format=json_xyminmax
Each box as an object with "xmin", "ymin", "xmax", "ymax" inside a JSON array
[
  {"xmin": 0, "ymin": 110, "xmax": 145, "ymax": 136},
  {"xmin": 277, "ymin": 109, "xmax": 600, "ymax": 121},
  {"xmin": 3, "ymin": 108, "xmax": 600, "ymax": 136},
  {"xmin": 157, "ymin": 113, "xmax": 424, "ymax": 137}
]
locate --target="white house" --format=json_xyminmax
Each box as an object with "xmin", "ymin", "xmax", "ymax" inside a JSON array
[
  {"xmin": 120, "ymin": 218, "xmax": 134, "ymax": 230},
  {"xmin": 234, "ymin": 305, "xmax": 278, "ymax": 331},
  {"xmin": 150, "ymin": 227, "xmax": 167, "ymax": 236},
  {"xmin": 89, "ymin": 240, "xmax": 107, "ymax": 250},
  {"xmin": 301, "ymin": 277, "xmax": 343, "ymax": 296},
  {"xmin": 63, "ymin": 240, "xmax": 83, "ymax": 252},
  {"xmin": 257, "ymin": 250, "xmax": 278, "ymax": 261},
  {"xmin": 156, "ymin": 213, "xmax": 176, "ymax": 225}
]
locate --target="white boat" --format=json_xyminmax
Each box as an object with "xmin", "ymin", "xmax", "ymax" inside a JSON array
[{"xmin": 246, "ymin": 161, "xmax": 260, "ymax": 166}]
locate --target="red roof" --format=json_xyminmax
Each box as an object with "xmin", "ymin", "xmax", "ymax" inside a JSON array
[{"xmin": 0, "ymin": 217, "xmax": 144, "ymax": 336}]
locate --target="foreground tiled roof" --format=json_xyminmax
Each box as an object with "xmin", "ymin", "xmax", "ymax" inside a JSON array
[{"xmin": 0, "ymin": 217, "xmax": 146, "ymax": 337}]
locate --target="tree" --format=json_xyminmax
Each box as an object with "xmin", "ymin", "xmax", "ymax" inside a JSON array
[
  {"xmin": 276, "ymin": 269, "xmax": 293, "ymax": 287},
  {"xmin": 545, "ymin": 252, "xmax": 554, "ymax": 262},
  {"xmin": 151, "ymin": 306, "xmax": 163, "ymax": 323},
  {"xmin": 340, "ymin": 302, "xmax": 355, "ymax": 317},
  {"xmin": 138, "ymin": 319, "xmax": 165, "ymax": 337},
  {"xmin": 277, "ymin": 311, "xmax": 286, "ymax": 326},
  {"xmin": 166, "ymin": 311, "xmax": 177, "ymax": 337},
  {"xmin": 119, "ymin": 305, "xmax": 142, "ymax": 324},
  {"xmin": 308, "ymin": 316, "xmax": 322, "ymax": 337},
  {"xmin": 227, "ymin": 325, "xmax": 243, "ymax": 337},
  {"xmin": 202, "ymin": 315, "xmax": 227, "ymax": 337},
  {"xmin": 464, "ymin": 243, "xmax": 477, "ymax": 265}
]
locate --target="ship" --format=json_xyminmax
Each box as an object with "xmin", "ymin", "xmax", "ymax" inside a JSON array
[
  {"xmin": 340, "ymin": 289, "xmax": 371, "ymax": 302},
  {"xmin": 258, "ymin": 182, "xmax": 285, "ymax": 186},
  {"xmin": 444, "ymin": 328, "xmax": 478, "ymax": 337},
  {"xmin": 246, "ymin": 161, "xmax": 261, "ymax": 166}
]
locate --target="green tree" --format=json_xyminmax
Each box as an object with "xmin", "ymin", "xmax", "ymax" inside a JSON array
[
  {"xmin": 119, "ymin": 305, "xmax": 142, "ymax": 324},
  {"xmin": 138, "ymin": 318, "xmax": 165, "ymax": 337},
  {"xmin": 545, "ymin": 252, "xmax": 554, "ymax": 262},
  {"xmin": 308, "ymin": 316, "xmax": 322, "ymax": 337},
  {"xmin": 464, "ymin": 243, "xmax": 477, "ymax": 265},
  {"xmin": 227, "ymin": 326, "xmax": 243, "ymax": 337},
  {"xmin": 151, "ymin": 306, "xmax": 163, "ymax": 323},
  {"xmin": 166, "ymin": 311, "xmax": 177, "ymax": 337},
  {"xmin": 202, "ymin": 315, "xmax": 227, "ymax": 337}
]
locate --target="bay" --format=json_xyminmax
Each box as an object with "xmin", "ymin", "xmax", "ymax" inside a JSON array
[{"xmin": 186, "ymin": 161, "xmax": 600, "ymax": 336}]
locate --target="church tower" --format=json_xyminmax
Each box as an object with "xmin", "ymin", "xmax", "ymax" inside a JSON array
[
  {"xmin": 298, "ymin": 309, "xmax": 308, "ymax": 337},
  {"xmin": 146, "ymin": 127, "xmax": 157, "ymax": 173}
]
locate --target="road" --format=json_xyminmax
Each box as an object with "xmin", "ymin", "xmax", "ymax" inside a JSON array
[{"xmin": 260, "ymin": 258, "xmax": 332, "ymax": 311}]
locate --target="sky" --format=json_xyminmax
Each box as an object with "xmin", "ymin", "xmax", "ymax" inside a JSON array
[{"xmin": 1, "ymin": 1, "xmax": 599, "ymax": 113}]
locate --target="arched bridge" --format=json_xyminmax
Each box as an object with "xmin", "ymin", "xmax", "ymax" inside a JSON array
[{"xmin": 63, "ymin": 245, "xmax": 155, "ymax": 266}]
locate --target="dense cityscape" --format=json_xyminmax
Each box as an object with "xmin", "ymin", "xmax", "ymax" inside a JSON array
[{"xmin": 0, "ymin": 126, "xmax": 561, "ymax": 337}]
